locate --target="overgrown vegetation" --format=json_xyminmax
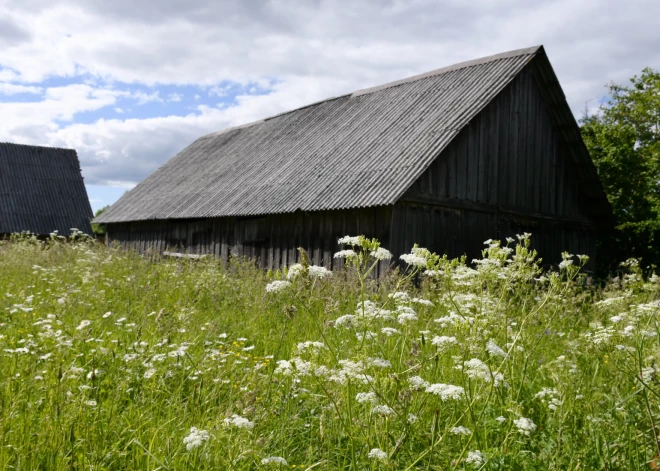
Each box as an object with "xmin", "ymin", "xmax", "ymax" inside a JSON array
[
  {"xmin": 581, "ymin": 67, "xmax": 660, "ymax": 270},
  {"xmin": 1, "ymin": 233, "xmax": 659, "ymax": 469}
]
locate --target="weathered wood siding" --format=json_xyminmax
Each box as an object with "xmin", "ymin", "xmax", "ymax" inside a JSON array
[
  {"xmin": 396, "ymin": 64, "xmax": 598, "ymax": 266},
  {"xmin": 106, "ymin": 207, "xmax": 393, "ymax": 273}
]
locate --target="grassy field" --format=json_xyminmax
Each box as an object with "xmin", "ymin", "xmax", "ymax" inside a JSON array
[{"xmin": 0, "ymin": 233, "xmax": 659, "ymax": 470}]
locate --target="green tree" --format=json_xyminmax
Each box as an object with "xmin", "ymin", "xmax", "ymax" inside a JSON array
[{"xmin": 581, "ymin": 67, "xmax": 660, "ymax": 270}]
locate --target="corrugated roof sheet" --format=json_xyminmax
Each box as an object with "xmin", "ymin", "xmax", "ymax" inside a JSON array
[
  {"xmin": 96, "ymin": 46, "xmax": 541, "ymax": 223},
  {"xmin": 0, "ymin": 143, "xmax": 93, "ymax": 235}
]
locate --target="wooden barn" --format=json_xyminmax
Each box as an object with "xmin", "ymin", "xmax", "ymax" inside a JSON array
[
  {"xmin": 95, "ymin": 46, "xmax": 612, "ymax": 271},
  {"xmin": 0, "ymin": 142, "xmax": 93, "ymax": 236}
]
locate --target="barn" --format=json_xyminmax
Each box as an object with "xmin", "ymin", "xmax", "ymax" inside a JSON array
[
  {"xmin": 94, "ymin": 46, "xmax": 612, "ymax": 271},
  {"xmin": 1, "ymin": 142, "xmax": 93, "ymax": 236}
]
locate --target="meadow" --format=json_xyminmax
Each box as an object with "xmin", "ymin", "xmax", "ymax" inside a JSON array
[{"xmin": 0, "ymin": 233, "xmax": 659, "ymax": 470}]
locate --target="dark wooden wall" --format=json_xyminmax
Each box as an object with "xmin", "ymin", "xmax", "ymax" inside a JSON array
[
  {"xmin": 395, "ymin": 63, "xmax": 598, "ymax": 266},
  {"xmin": 105, "ymin": 206, "xmax": 393, "ymax": 274}
]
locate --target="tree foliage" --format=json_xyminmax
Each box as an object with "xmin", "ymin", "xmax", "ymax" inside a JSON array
[{"xmin": 581, "ymin": 67, "xmax": 660, "ymax": 270}]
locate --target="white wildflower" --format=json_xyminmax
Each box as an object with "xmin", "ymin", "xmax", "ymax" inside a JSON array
[
  {"xmin": 397, "ymin": 305, "xmax": 418, "ymax": 324},
  {"xmin": 407, "ymin": 413, "xmax": 418, "ymax": 424},
  {"xmin": 356, "ymin": 392, "xmax": 379, "ymax": 404},
  {"xmin": 338, "ymin": 236, "xmax": 361, "ymax": 246},
  {"xmin": 86, "ymin": 400, "xmax": 97, "ymax": 407},
  {"xmin": 265, "ymin": 280, "xmax": 290, "ymax": 293},
  {"xmin": 381, "ymin": 327, "xmax": 401, "ymax": 336},
  {"xmin": 425, "ymin": 383, "xmax": 465, "ymax": 401},
  {"xmin": 286, "ymin": 264, "xmax": 303, "ymax": 279},
  {"xmin": 261, "ymin": 456, "xmax": 288, "ymax": 466},
  {"xmin": 333, "ymin": 249, "xmax": 357, "ymax": 259},
  {"xmin": 408, "ymin": 376, "xmax": 430, "ymax": 390},
  {"xmin": 450, "ymin": 426, "xmax": 472, "ymax": 435},
  {"xmin": 334, "ymin": 314, "xmax": 356, "ymax": 329},
  {"xmin": 466, "ymin": 450, "xmax": 485, "ymax": 467},
  {"xmin": 400, "ymin": 253, "xmax": 427, "ymax": 267},
  {"xmin": 143, "ymin": 368, "xmax": 156, "ymax": 379},
  {"xmin": 495, "ymin": 416, "xmax": 506, "ymax": 423},
  {"xmin": 183, "ymin": 427, "xmax": 210, "ymax": 450},
  {"xmin": 102, "ymin": 311, "xmax": 112, "ymax": 318},
  {"xmin": 223, "ymin": 414, "xmax": 254, "ymax": 429},
  {"xmin": 431, "ymin": 336, "xmax": 458, "ymax": 351},
  {"xmin": 513, "ymin": 416, "xmax": 536, "ymax": 436},
  {"xmin": 309, "ymin": 265, "xmax": 332, "ymax": 278},
  {"xmin": 372, "ymin": 404, "xmax": 395, "ymax": 416},
  {"xmin": 370, "ymin": 247, "xmax": 392, "ymax": 260},
  {"xmin": 368, "ymin": 448, "xmax": 388, "ymax": 462},
  {"xmin": 486, "ymin": 339, "xmax": 508, "ymax": 358}
]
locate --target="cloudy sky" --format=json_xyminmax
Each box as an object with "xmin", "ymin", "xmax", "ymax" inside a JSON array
[{"xmin": 1, "ymin": 0, "xmax": 658, "ymax": 212}]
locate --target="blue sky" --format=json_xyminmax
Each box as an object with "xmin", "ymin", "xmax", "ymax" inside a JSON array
[{"xmin": 0, "ymin": 0, "xmax": 658, "ymax": 214}]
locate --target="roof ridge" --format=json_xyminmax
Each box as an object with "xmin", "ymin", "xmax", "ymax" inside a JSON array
[{"xmin": 352, "ymin": 45, "xmax": 542, "ymax": 97}]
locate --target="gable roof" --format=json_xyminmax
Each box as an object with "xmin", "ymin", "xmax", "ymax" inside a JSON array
[
  {"xmin": 96, "ymin": 45, "xmax": 607, "ymax": 224},
  {"xmin": 0, "ymin": 143, "xmax": 93, "ymax": 235}
]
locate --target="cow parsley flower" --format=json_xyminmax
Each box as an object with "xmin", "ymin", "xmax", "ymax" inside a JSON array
[
  {"xmin": 356, "ymin": 392, "xmax": 379, "ymax": 404},
  {"xmin": 370, "ymin": 247, "xmax": 393, "ymax": 260},
  {"xmin": 408, "ymin": 376, "xmax": 430, "ymax": 390},
  {"xmin": 183, "ymin": 427, "xmax": 210, "ymax": 450},
  {"xmin": 451, "ymin": 426, "xmax": 472, "ymax": 435},
  {"xmin": 513, "ymin": 416, "xmax": 536, "ymax": 436},
  {"xmin": 223, "ymin": 414, "xmax": 254, "ymax": 429},
  {"xmin": 486, "ymin": 339, "xmax": 508, "ymax": 358},
  {"xmin": 309, "ymin": 265, "xmax": 332, "ymax": 278},
  {"xmin": 265, "ymin": 280, "xmax": 290, "ymax": 293},
  {"xmin": 86, "ymin": 400, "xmax": 97, "ymax": 407},
  {"xmin": 372, "ymin": 404, "xmax": 395, "ymax": 416},
  {"xmin": 368, "ymin": 448, "xmax": 388, "ymax": 462},
  {"xmin": 431, "ymin": 335, "xmax": 458, "ymax": 351},
  {"xmin": 466, "ymin": 450, "xmax": 485, "ymax": 467},
  {"xmin": 397, "ymin": 306, "xmax": 418, "ymax": 324},
  {"xmin": 143, "ymin": 368, "xmax": 156, "ymax": 379},
  {"xmin": 287, "ymin": 264, "xmax": 303, "ymax": 279},
  {"xmin": 400, "ymin": 253, "xmax": 427, "ymax": 267},
  {"xmin": 334, "ymin": 249, "xmax": 357, "ymax": 259},
  {"xmin": 381, "ymin": 327, "xmax": 401, "ymax": 336},
  {"xmin": 338, "ymin": 236, "xmax": 361, "ymax": 246},
  {"xmin": 261, "ymin": 456, "xmax": 288, "ymax": 466},
  {"xmin": 425, "ymin": 383, "xmax": 465, "ymax": 401}
]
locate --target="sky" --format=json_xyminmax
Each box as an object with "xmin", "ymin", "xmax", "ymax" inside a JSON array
[{"xmin": 1, "ymin": 0, "xmax": 659, "ymax": 213}]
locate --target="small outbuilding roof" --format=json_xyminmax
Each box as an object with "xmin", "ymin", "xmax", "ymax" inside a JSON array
[
  {"xmin": 0, "ymin": 143, "xmax": 93, "ymax": 235},
  {"xmin": 95, "ymin": 46, "xmax": 608, "ymax": 224}
]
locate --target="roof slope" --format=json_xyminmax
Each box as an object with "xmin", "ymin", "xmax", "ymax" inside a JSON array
[
  {"xmin": 97, "ymin": 46, "xmax": 543, "ymax": 223},
  {"xmin": 0, "ymin": 143, "xmax": 93, "ymax": 235}
]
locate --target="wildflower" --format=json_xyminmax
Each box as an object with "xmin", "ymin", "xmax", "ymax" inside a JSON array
[
  {"xmin": 296, "ymin": 341, "xmax": 325, "ymax": 353},
  {"xmin": 102, "ymin": 311, "xmax": 112, "ymax": 318},
  {"xmin": 76, "ymin": 320, "xmax": 91, "ymax": 330},
  {"xmin": 86, "ymin": 400, "xmax": 97, "ymax": 407},
  {"xmin": 407, "ymin": 413, "xmax": 418, "ymax": 424},
  {"xmin": 462, "ymin": 358, "xmax": 503, "ymax": 385},
  {"xmin": 368, "ymin": 358, "xmax": 391, "ymax": 368},
  {"xmin": 408, "ymin": 376, "xmax": 430, "ymax": 390},
  {"xmin": 356, "ymin": 392, "xmax": 379, "ymax": 404},
  {"xmin": 372, "ymin": 404, "xmax": 395, "ymax": 416},
  {"xmin": 333, "ymin": 249, "xmax": 357, "ymax": 259},
  {"xmin": 425, "ymin": 383, "xmax": 465, "ymax": 401},
  {"xmin": 223, "ymin": 414, "xmax": 254, "ymax": 429},
  {"xmin": 495, "ymin": 416, "xmax": 506, "ymax": 423},
  {"xmin": 183, "ymin": 427, "xmax": 210, "ymax": 450},
  {"xmin": 143, "ymin": 368, "xmax": 156, "ymax": 379},
  {"xmin": 265, "ymin": 281, "xmax": 290, "ymax": 293},
  {"xmin": 308, "ymin": 265, "xmax": 331, "ymax": 278},
  {"xmin": 261, "ymin": 456, "xmax": 288, "ymax": 466},
  {"xmin": 287, "ymin": 264, "xmax": 303, "ymax": 279},
  {"xmin": 412, "ymin": 297, "xmax": 434, "ymax": 307},
  {"xmin": 486, "ymin": 339, "xmax": 508, "ymax": 359},
  {"xmin": 86, "ymin": 369, "xmax": 100, "ymax": 380},
  {"xmin": 513, "ymin": 416, "xmax": 536, "ymax": 436},
  {"xmin": 39, "ymin": 353, "xmax": 52, "ymax": 360},
  {"xmin": 334, "ymin": 314, "xmax": 356, "ymax": 329},
  {"xmin": 431, "ymin": 335, "xmax": 458, "ymax": 350},
  {"xmin": 400, "ymin": 253, "xmax": 427, "ymax": 267},
  {"xmin": 381, "ymin": 327, "xmax": 400, "ymax": 336},
  {"xmin": 370, "ymin": 247, "xmax": 393, "ymax": 260},
  {"xmin": 368, "ymin": 448, "xmax": 388, "ymax": 462},
  {"xmin": 451, "ymin": 426, "xmax": 472, "ymax": 435},
  {"xmin": 338, "ymin": 235, "xmax": 361, "ymax": 246},
  {"xmin": 397, "ymin": 306, "xmax": 418, "ymax": 324},
  {"xmin": 465, "ymin": 450, "xmax": 485, "ymax": 467}
]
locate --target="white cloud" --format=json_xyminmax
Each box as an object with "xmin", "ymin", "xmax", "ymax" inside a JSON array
[{"xmin": 0, "ymin": 83, "xmax": 42, "ymax": 95}]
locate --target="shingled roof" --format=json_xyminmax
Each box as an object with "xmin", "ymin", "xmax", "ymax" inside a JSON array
[
  {"xmin": 0, "ymin": 143, "xmax": 93, "ymax": 235},
  {"xmin": 96, "ymin": 45, "xmax": 607, "ymax": 224}
]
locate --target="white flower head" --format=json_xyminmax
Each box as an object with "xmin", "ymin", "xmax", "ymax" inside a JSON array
[
  {"xmin": 370, "ymin": 247, "xmax": 393, "ymax": 260},
  {"xmin": 334, "ymin": 249, "xmax": 357, "ymax": 259},
  {"xmin": 223, "ymin": 414, "xmax": 254, "ymax": 429},
  {"xmin": 466, "ymin": 450, "xmax": 485, "ymax": 467},
  {"xmin": 513, "ymin": 416, "xmax": 536, "ymax": 436},
  {"xmin": 450, "ymin": 426, "xmax": 472, "ymax": 435},
  {"xmin": 261, "ymin": 456, "xmax": 288, "ymax": 466},
  {"xmin": 183, "ymin": 427, "xmax": 210, "ymax": 450},
  {"xmin": 265, "ymin": 280, "xmax": 290, "ymax": 293},
  {"xmin": 400, "ymin": 253, "xmax": 427, "ymax": 268},
  {"xmin": 338, "ymin": 235, "xmax": 362, "ymax": 246},
  {"xmin": 425, "ymin": 383, "xmax": 465, "ymax": 401},
  {"xmin": 368, "ymin": 448, "xmax": 388, "ymax": 462}
]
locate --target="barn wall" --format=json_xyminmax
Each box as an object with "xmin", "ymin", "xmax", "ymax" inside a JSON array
[
  {"xmin": 105, "ymin": 206, "xmax": 393, "ymax": 273},
  {"xmin": 399, "ymin": 64, "xmax": 598, "ymax": 266}
]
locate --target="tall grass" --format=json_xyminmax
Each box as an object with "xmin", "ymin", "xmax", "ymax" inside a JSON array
[{"xmin": 0, "ymin": 233, "xmax": 658, "ymax": 470}]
